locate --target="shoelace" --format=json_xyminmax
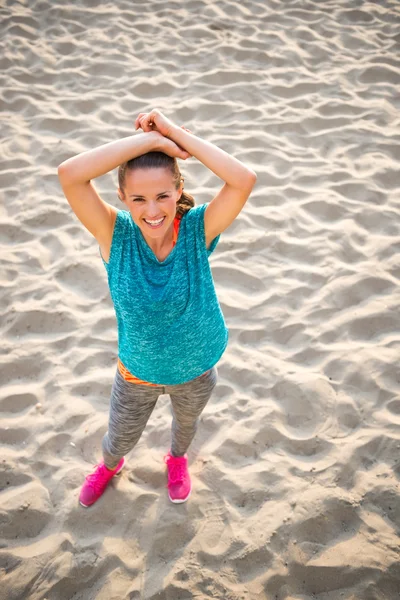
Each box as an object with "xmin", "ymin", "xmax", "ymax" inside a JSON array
[
  {"xmin": 85, "ymin": 464, "xmax": 110, "ymax": 493},
  {"xmin": 167, "ymin": 458, "xmax": 186, "ymax": 484}
]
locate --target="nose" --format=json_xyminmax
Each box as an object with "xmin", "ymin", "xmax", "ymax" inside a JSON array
[{"xmin": 145, "ymin": 201, "xmax": 162, "ymax": 218}]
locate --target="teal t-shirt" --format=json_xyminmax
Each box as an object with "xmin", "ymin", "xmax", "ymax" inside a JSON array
[{"xmin": 101, "ymin": 202, "xmax": 229, "ymax": 384}]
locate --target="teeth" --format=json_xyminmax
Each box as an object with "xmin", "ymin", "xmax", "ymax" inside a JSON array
[{"xmin": 145, "ymin": 217, "xmax": 164, "ymax": 225}]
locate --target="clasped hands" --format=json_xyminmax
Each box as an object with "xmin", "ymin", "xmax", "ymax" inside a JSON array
[{"xmin": 134, "ymin": 108, "xmax": 192, "ymax": 160}]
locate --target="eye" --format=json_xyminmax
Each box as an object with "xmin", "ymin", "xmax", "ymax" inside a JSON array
[
  {"xmin": 132, "ymin": 198, "xmax": 144, "ymax": 202},
  {"xmin": 159, "ymin": 195, "xmax": 168, "ymax": 199}
]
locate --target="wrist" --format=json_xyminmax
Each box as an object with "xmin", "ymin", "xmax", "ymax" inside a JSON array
[
  {"xmin": 139, "ymin": 131, "xmax": 161, "ymax": 150},
  {"xmin": 142, "ymin": 130, "xmax": 168, "ymax": 152},
  {"xmin": 165, "ymin": 123, "xmax": 181, "ymax": 141}
]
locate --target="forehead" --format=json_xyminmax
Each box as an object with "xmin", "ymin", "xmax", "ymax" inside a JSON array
[{"xmin": 124, "ymin": 168, "xmax": 175, "ymax": 194}]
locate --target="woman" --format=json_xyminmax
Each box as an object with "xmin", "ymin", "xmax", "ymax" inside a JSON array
[{"xmin": 58, "ymin": 108, "xmax": 257, "ymax": 507}]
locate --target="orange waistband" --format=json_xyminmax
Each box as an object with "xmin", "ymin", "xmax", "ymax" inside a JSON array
[{"xmin": 117, "ymin": 358, "xmax": 159, "ymax": 386}]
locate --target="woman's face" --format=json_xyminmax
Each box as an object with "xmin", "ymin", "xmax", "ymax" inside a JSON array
[{"xmin": 119, "ymin": 167, "xmax": 183, "ymax": 239}]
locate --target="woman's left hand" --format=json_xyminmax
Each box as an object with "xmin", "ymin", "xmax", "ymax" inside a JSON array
[
  {"xmin": 135, "ymin": 110, "xmax": 193, "ymax": 158},
  {"xmin": 135, "ymin": 109, "xmax": 193, "ymax": 138},
  {"xmin": 135, "ymin": 109, "xmax": 176, "ymax": 138}
]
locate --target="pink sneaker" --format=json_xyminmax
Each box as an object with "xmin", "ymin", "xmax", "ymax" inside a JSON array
[
  {"xmin": 79, "ymin": 458, "xmax": 125, "ymax": 507},
  {"xmin": 164, "ymin": 451, "xmax": 191, "ymax": 503}
]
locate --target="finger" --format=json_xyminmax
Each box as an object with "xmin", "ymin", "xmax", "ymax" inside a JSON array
[
  {"xmin": 135, "ymin": 113, "xmax": 146, "ymax": 130},
  {"xmin": 179, "ymin": 145, "xmax": 191, "ymax": 155},
  {"xmin": 135, "ymin": 118, "xmax": 147, "ymax": 131},
  {"xmin": 178, "ymin": 149, "xmax": 191, "ymax": 160},
  {"xmin": 147, "ymin": 109, "xmax": 158, "ymax": 125},
  {"xmin": 139, "ymin": 115, "xmax": 153, "ymax": 132},
  {"xmin": 139, "ymin": 113, "xmax": 151, "ymax": 124}
]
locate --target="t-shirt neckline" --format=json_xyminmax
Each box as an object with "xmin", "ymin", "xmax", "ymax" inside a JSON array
[{"xmin": 131, "ymin": 214, "xmax": 182, "ymax": 265}]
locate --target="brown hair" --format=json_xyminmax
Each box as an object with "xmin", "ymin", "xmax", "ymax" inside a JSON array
[{"xmin": 117, "ymin": 152, "xmax": 195, "ymax": 219}]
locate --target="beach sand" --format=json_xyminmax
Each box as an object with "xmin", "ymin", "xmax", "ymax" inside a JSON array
[{"xmin": 1, "ymin": 0, "xmax": 400, "ymax": 598}]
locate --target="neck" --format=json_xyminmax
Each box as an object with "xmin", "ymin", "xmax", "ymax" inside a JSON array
[{"xmin": 144, "ymin": 221, "xmax": 175, "ymax": 254}]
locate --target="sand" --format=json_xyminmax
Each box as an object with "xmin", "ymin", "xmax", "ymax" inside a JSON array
[{"xmin": 1, "ymin": 0, "xmax": 400, "ymax": 598}]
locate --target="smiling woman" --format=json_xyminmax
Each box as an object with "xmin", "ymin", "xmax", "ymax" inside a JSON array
[{"xmin": 57, "ymin": 108, "xmax": 256, "ymax": 508}]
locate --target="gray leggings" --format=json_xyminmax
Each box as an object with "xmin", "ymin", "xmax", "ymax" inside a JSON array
[{"xmin": 102, "ymin": 366, "xmax": 218, "ymax": 469}]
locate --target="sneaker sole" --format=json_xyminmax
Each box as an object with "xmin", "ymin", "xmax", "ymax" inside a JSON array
[
  {"xmin": 79, "ymin": 458, "xmax": 125, "ymax": 508},
  {"xmin": 168, "ymin": 485, "xmax": 192, "ymax": 504}
]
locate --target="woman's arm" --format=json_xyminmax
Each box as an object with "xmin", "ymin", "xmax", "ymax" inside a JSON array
[
  {"xmin": 58, "ymin": 131, "xmax": 189, "ymax": 184},
  {"xmin": 173, "ymin": 128, "xmax": 258, "ymax": 246},
  {"xmin": 169, "ymin": 127, "xmax": 257, "ymax": 189},
  {"xmin": 170, "ymin": 126, "xmax": 257, "ymax": 246},
  {"xmin": 57, "ymin": 133, "xmax": 157, "ymax": 249},
  {"xmin": 136, "ymin": 110, "xmax": 257, "ymax": 245}
]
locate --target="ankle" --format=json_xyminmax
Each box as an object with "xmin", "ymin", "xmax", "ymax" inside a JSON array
[{"xmin": 104, "ymin": 462, "xmax": 119, "ymax": 471}]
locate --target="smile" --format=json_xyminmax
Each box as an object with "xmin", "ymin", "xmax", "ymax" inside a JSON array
[{"xmin": 143, "ymin": 216, "xmax": 166, "ymax": 229}]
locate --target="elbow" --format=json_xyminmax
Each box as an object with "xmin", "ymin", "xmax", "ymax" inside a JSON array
[
  {"xmin": 57, "ymin": 158, "xmax": 91, "ymax": 185},
  {"xmin": 245, "ymin": 169, "xmax": 257, "ymax": 190},
  {"xmin": 249, "ymin": 169, "xmax": 257, "ymax": 183},
  {"xmin": 57, "ymin": 162, "xmax": 69, "ymax": 183},
  {"xmin": 229, "ymin": 170, "xmax": 257, "ymax": 194},
  {"xmin": 57, "ymin": 161, "xmax": 83, "ymax": 186}
]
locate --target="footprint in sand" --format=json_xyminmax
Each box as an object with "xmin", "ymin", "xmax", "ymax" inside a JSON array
[
  {"xmin": 197, "ymin": 495, "xmax": 228, "ymax": 552},
  {"xmin": 271, "ymin": 375, "xmax": 338, "ymax": 439}
]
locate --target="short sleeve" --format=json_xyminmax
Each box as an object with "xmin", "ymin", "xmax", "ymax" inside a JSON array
[
  {"xmin": 99, "ymin": 210, "xmax": 131, "ymax": 272},
  {"xmin": 186, "ymin": 202, "xmax": 220, "ymax": 258}
]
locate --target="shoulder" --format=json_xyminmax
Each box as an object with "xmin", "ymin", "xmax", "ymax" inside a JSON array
[
  {"xmin": 99, "ymin": 209, "xmax": 132, "ymax": 265},
  {"xmin": 184, "ymin": 203, "xmax": 207, "ymax": 223},
  {"xmin": 112, "ymin": 209, "xmax": 134, "ymax": 235},
  {"xmin": 182, "ymin": 203, "xmax": 207, "ymax": 236},
  {"xmin": 109, "ymin": 208, "xmax": 132, "ymax": 241},
  {"xmin": 116, "ymin": 209, "xmax": 132, "ymax": 223},
  {"xmin": 183, "ymin": 203, "xmax": 220, "ymax": 255}
]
